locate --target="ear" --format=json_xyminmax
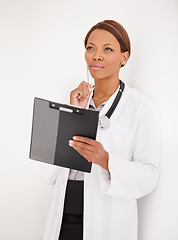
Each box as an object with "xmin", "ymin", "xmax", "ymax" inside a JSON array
[{"xmin": 121, "ymin": 51, "xmax": 129, "ymax": 66}]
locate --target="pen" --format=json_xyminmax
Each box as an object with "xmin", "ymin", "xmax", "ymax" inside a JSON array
[{"xmin": 87, "ymin": 65, "xmax": 89, "ymax": 83}]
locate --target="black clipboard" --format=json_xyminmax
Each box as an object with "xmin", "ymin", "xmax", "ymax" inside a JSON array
[{"xmin": 29, "ymin": 97, "xmax": 99, "ymax": 173}]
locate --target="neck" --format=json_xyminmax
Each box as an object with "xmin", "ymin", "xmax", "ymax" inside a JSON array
[{"xmin": 93, "ymin": 77, "xmax": 120, "ymax": 98}]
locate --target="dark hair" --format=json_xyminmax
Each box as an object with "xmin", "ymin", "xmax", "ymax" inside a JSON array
[{"xmin": 84, "ymin": 20, "xmax": 131, "ymax": 67}]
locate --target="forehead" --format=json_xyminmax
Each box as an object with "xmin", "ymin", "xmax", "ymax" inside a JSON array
[{"xmin": 87, "ymin": 29, "xmax": 120, "ymax": 48}]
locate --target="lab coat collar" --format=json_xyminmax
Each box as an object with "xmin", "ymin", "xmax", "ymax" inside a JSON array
[{"xmin": 87, "ymin": 83, "xmax": 126, "ymax": 119}]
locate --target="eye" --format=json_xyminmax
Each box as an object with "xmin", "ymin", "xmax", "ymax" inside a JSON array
[
  {"xmin": 105, "ymin": 47, "xmax": 113, "ymax": 52},
  {"xmin": 86, "ymin": 46, "xmax": 94, "ymax": 51}
]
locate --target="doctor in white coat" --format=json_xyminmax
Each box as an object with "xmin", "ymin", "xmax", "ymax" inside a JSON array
[{"xmin": 37, "ymin": 20, "xmax": 161, "ymax": 240}]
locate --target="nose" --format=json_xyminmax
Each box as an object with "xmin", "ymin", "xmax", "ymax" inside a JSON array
[
  {"xmin": 93, "ymin": 55, "xmax": 103, "ymax": 61},
  {"xmin": 92, "ymin": 50, "xmax": 103, "ymax": 61}
]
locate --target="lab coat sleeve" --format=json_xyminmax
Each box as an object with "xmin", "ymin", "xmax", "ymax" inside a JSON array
[
  {"xmin": 98, "ymin": 106, "xmax": 161, "ymax": 200},
  {"xmin": 31, "ymin": 160, "xmax": 62, "ymax": 185}
]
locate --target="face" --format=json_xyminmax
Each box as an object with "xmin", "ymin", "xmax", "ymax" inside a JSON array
[{"xmin": 85, "ymin": 29, "xmax": 128, "ymax": 81}]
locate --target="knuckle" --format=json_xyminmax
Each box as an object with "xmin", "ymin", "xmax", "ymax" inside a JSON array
[
  {"xmin": 80, "ymin": 81, "xmax": 86, "ymax": 87},
  {"xmin": 76, "ymin": 143, "xmax": 81, "ymax": 148},
  {"xmin": 95, "ymin": 148, "xmax": 100, "ymax": 154},
  {"xmin": 77, "ymin": 137, "xmax": 81, "ymax": 141}
]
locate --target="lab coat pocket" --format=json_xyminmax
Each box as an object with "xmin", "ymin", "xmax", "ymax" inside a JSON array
[{"xmin": 109, "ymin": 125, "xmax": 133, "ymax": 161}]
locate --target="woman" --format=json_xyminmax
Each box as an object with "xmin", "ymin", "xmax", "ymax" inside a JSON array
[{"xmin": 40, "ymin": 20, "xmax": 160, "ymax": 240}]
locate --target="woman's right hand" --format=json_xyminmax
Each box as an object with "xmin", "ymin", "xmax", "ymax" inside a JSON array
[{"xmin": 70, "ymin": 81, "xmax": 93, "ymax": 108}]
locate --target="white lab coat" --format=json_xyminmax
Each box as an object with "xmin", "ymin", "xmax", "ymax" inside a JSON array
[{"xmin": 36, "ymin": 83, "xmax": 161, "ymax": 240}]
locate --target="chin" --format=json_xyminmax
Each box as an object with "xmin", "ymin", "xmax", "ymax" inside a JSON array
[
  {"xmin": 93, "ymin": 75, "xmax": 112, "ymax": 82},
  {"xmin": 90, "ymin": 72, "xmax": 108, "ymax": 81}
]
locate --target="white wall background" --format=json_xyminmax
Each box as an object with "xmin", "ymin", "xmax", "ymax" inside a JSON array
[{"xmin": 0, "ymin": 0, "xmax": 178, "ymax": 239}]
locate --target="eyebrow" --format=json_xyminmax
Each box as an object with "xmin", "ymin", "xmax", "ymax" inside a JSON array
[
  {"xmin": 87, "ymin": 42, "xmax": 114, "ymax": 47},
  {"xmin": 103, "ymin": 43, "xmax": 114, "ymax": 47}
]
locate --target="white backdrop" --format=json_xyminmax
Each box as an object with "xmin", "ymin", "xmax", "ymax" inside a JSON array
[{"xmin": 0, "ymin": 0, "xmax": 178, "ymax": 239}]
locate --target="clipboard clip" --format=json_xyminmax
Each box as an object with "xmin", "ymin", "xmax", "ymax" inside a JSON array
[
  {"xmin": 49, "ymin": 102, "xmax": 84, "ymax": 115},
  {"xmin": 59, "ymin": 107, "xmax": 84, "ymax": 115},
  {"xmin": 49, "ymin": 102, "xmax": 60, "ymax": 110}
]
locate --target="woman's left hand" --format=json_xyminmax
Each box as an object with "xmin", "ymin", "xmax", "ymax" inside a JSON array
[{"xmin": 69, "ymin": 136, "xmax": 110, "ymax": 173}]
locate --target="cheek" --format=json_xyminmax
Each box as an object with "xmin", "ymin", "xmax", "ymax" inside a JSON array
[
  {"xmin": 108, "ymin": 55, "xmax": 121, "ymax": 65},
  {"xmin": 106, "ymin": 56, "xmax": 121, "ymax": 71}
]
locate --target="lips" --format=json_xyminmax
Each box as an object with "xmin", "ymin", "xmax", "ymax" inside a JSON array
[{"xmin": 90, "ymin": 64, "xmax": 104, "ymax": 71}]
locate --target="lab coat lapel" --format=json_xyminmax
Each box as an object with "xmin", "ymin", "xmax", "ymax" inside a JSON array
[
  {"xmin": 86, "ymin": 85, "xmax": 119, "ymax": 113},
  {"xmin": 98, "ymin": 87, "xmax": 120, "ymax": 118}
]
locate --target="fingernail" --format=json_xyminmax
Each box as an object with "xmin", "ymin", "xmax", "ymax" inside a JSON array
[
  {"xmin": 69, "ymin": 140, "xmax": 73, "ymax": 146},
  {"xmin": 73, "ymin": 136, "xmax": 77, "ymax": 140}
]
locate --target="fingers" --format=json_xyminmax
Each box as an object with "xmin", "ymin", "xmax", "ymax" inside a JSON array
[
  {"xmin": 69, "ymin": 138, "xmax": 95, "ymax": 151},
  {"xmin": 69, "ymin": 136, "xmax": 101, "ymax": 162},
  {"xmin": 69, "ymin": 136, "xmax": 110, "ymax": 172},
  {"xmin": 69, "ymin": 139, "xmax": 94, "ymax": 162},
  {"xmin": 69, "ymin": 139, "xmax": 96, "ymax": 163},
  {"xmin": 77, "ymin": 82, "xmax": 92, "ymax": 99},
  {"xmin": 77, "ymin": 81, "xmax": 92, "ymax": 100},
  {"xmin": 70, "ymin": 81, "xmax": 93, "ymax": 108},
  {"xmin": 72, "ymin": 136, "xmax": 96, "ymax": 145}
]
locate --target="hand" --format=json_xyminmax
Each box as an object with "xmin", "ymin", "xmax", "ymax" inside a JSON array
[
  {"xmin": 69, "ymin": 136, "xmax": 110, "ymax": 173},
  {"xmin": 70, "ymin": 81, "xmax": 93, "ymax": 108}
]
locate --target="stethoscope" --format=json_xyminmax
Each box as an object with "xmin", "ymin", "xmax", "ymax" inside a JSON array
[{"xmin": 98, "ymin": 80, "xmax": 125, "ymax": 129}]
